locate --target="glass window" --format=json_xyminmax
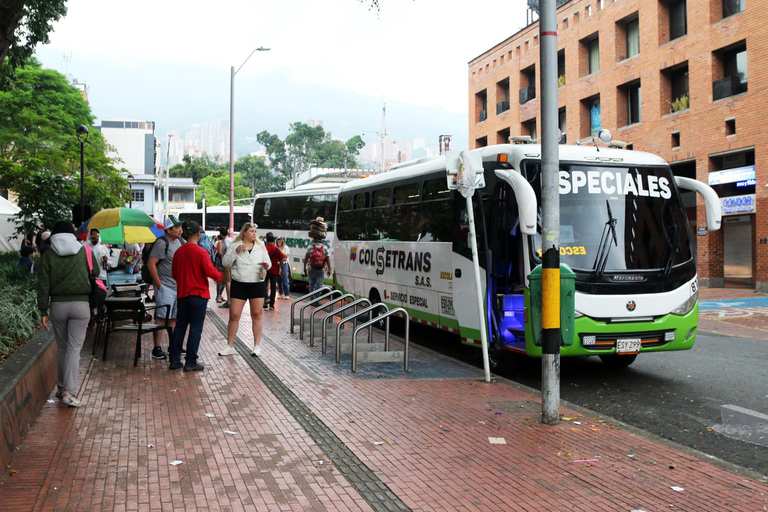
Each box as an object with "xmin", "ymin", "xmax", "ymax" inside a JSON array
[
  {"xmin": 423, "ymin": 178, "xmax": 449, "ymax": 201},
  {"xmin": 589, "ymin": 38, "xmax": 600, "ymax": 74},
  {"xmin": 371, "ymin": 188, "xmax": 391, "ymax": 207},
  {"xmin": 525, "ymin": 162, "xmax": 692, "ymax": 273},
  {"xmin": 627, "ymin": 83, "xmax": 641, "ymax": 125},
  {"xmin": 626, "ymin": 18, "xmax": 640, "ymax": 58},
  {"xmin": 131, "ymin": 190, "xmax": 144, "ymax": 202},
  {"xmin": 722, "ymin": 0, "xmax": 744, "ymax": 18},
  {"xmin": 394, "ymin": 183, "xmax": 419, "ymax": 205},
  {"xmin": 669, "ymin": 0, "xmax": 687, "ymax": 41},
  {"xmin": 354, "ymin": 192, "xmax": 369, "ymax": 210},
  {"xmin": 339, "ymin": 194, "xmax": 352, "ymax": 211}
]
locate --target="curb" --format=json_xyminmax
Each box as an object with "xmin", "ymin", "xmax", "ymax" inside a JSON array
[{"xmin": 0, "ymin": 327, "xmax": 55, "ymax": 469}]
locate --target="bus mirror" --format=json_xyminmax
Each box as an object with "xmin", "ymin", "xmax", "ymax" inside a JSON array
[
  {"xmin": 674, "ymin": 176, "xmax": 722, "ymax": 231},
  {"xmin": 494, "ymin": 169, "xmax": 538, "ymax": 235}
]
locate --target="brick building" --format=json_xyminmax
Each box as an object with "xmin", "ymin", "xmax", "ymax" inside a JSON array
[{"xmin": 468, "ymin": 0, "xmax": 766, "ymax": 291}]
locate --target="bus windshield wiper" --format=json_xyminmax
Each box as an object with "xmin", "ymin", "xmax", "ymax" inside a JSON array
[
  {"xmin": 662, "ymin": 208, "xmax": 680, "ymax": 276},
  {"xmin": 592, "ymin": 200, "xmax": 618, "ymax": 279}
]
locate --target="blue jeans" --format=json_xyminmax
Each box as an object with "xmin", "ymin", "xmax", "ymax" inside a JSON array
[
  {"xmin": 169, "ymin": 295, "xmax": 208, "ymax": 367},
  {"xmin": 308, "ymin": 267, "xmax": 325, "ymax": 292},
  {"xmin": 278, "ymin": 262, "xmax": 290, "ymax": 297}
]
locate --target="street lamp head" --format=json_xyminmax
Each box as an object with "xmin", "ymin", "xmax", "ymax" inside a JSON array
[
  {"xmin": 76, "ymin": 124, "xmax": 89, "ymax": 143},
  {"xmin": 257, "ymin": 47, "xmax": 271, "ymax": 51}
]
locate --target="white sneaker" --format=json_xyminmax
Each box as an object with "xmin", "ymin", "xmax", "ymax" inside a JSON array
[
  {"xmin": 218, "ymin": 345, "xmax": 236, "ymax": 356},
  {"xmin": 251, "ymin": 345, "xmax": 262, "ymax": 357}
]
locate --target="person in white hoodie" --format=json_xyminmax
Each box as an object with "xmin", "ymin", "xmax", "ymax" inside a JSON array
[
  {"xmin": 37, "ymin": 220, "xmax": 99, "ymax": 408},
  {"xmin": 218, "ymin": 222, "xmax": 270, "ymax": 357}
]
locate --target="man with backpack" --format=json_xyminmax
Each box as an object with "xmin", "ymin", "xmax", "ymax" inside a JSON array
[
  {"xmin": 303, "ymin": 217, "xmax": 331, "ymax": 293},
  {"xmin": 146, "ymin": 216, "xmax": 184, "ymax": 360}
]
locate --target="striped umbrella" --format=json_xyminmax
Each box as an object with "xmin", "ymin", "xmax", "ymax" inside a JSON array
[{"xmin": 76, "ymin": 208, "xmax": 164, "ymax": 244}]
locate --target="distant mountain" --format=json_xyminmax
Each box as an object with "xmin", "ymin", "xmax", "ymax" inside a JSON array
[{"xmin": 35, "ymin": 49, "xmax": 468, "ymax": 155}]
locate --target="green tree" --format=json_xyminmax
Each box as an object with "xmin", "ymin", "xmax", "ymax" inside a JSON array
[
  {"xmin": 0, "ymin": 59, "xmax": 128, "ymax": 237},
  {"xmin": 257, "ymin": 123, "xmax": 364, "ymax": 185},
  {"xmin": 195, "ymin": 172, "xmax": 250, "ymax": 208},
  {"xmin": 169, "ymin": 154, "xmax": 224, "ymax": 183},
  {"xmin": 235, "ymin": 154, "xmax": 285, "ymax": 195},
  {"xmin": 0, "ymin": 1, "xmax": 68, "ymax": 75}
]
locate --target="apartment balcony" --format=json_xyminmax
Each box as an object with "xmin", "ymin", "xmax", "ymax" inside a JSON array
[
  {"xmin": 713, "ymin": 75, "xmax": 746, "ymax": 101},
  {"xmin": 519, "ymin": 86, "xmax": 536, "ymax": 104},
  {"xmin": 496, "ymin": 101, "xmax": 510, "ymax": 115}
]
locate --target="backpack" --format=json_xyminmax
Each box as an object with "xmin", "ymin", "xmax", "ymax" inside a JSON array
[
  {"xmin": 140, "ymin": 236, "xmax": 171, "ymax": 283},
  {"xmin": 309, "ymin": 243, "xmax": 326, "ymax": 268},
  {"xmin": 197, "ymin": 232, "xmax": 216, "ymax": 264}
]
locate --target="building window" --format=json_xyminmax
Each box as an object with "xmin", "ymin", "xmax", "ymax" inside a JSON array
[
  {"xmin": 131, "ymin": 190, "xmax": 144, "ymax": 202},
  {"xmin": 581, "ymin": 95, "xmax": 601, "ymax": 139},
  {"xmin": 722, "ymin": 0, "xmax": 744, "ymax": 18},
  {"xmin": 476, "ymin": 89, "xmax": 488, "ymax": 122},
  {"xmin": 626, "ymin": 18, "xmax": 640, "ymax": 58},
  {"xmin": 559, "ymin": 107, "xmax": 567, "ymax": 143},
  {"xmin": 497, "ymin": 128, "xmax": 510, "ymax": 145},
  {"xmin": 713, "ymin": 41, "xmax": 747, "ymax": 100},
  {"xmin": 581, "ymin": 34, "xmax": 600, "ymax": 77},
  {"xmin": 725, "ymin": 118, "xmax": 736, "ymax": 136},
  {"xmin": 662, "ymin": 62, "xmax": 689, "ymax": 113},
  {"xmin": 172, "ymin": 193, "xmax": 183, "ymax": 202},
  {"xmin": 496, "ymin": 79, "xmax": 510, "ymax": 114},
  {"xmin": 671, "ymin": 131, "xmax": 680, "ymax": 148},
  {"xmin": 557, "ymin": 50, "xmax": 566, "ymax": 87},
  {"xmin": 669, "ymin": 0, "xmax": 687, "ymax": 41},
  {"xmin": 476, "ymin": 136, "xmax": 488, "ymax": 149},
  {"xmin": 522, "ymin": 119, "xmax": 537, "ymax": 140},
  {"xmin": 618, "ymin": 81, "xmax": 641, "ymax": 126},
  {"xmin": 520, "ymin": 65, "xmax": 536, "ymax": 104}
]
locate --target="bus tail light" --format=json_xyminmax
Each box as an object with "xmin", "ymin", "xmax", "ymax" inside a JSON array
[{"xmin": 671, "ymin": 290, "xmax": 698, "ymax": 316}]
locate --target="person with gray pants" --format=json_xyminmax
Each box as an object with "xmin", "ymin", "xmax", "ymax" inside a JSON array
[{"xmin": 37, "ymin": 220, "xmax": 99, "ymax": 408}]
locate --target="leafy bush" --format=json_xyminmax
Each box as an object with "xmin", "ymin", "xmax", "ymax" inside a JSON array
[
  {"xmin": 672, "ymin": 93, "xmax": 689, "ymax": 113},
  {"xmin": 0, "ymin": 251, "xmax": 40, "ymax": 356},
  {"xmin": 557, "ymin": 74, "xmax": 566, "ymax": 88}
]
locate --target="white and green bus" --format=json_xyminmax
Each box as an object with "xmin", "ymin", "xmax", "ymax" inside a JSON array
[
  {"xmin": 332, "ymin": 143, "xmax": 721, "ymax": 369},
  {"xmin": 252, "ymin": 183, "xmax": 342, "ymax": 289}
]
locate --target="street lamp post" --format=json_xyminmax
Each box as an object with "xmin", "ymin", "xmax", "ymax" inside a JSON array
[
  {"xmin": 127, "ymin": 174, "xmax": 134, "ymax": 208},
  {"xmin": 76, "ymin": 125, "xmax": 89, "ymax": 224},
  {"xmin": 229, "ymin": 46, "xmax": 270, "ymax": 235},
  {"xmin": 201, "ymin": 190, "xmax": 207, "ymax": 232},
  {"xmin": 164, "ymin": 134, "xmax": 173, "ymax": 219}
]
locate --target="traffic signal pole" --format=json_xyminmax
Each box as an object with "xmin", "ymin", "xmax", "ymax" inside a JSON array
[{"xmin": 539, "ymin": 0, "xmax": 561, "ymax": 424}]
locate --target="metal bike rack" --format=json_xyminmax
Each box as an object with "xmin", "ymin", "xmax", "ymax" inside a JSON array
[
  {"xmin": 321, "ymin": 298, "xmax": 371, "ymax": 354},
  {"xmin": 299, "ymin": 289, "xmax": 344, "ymax": 340},
  {"xmin": 290, "ymin": 286, "xmax": 331, "ymax": 333},
  {"xmin": 352, "ymin": 308, "xmax": 410, "ymax": 373},
  {"xmin": 333, "ymin": 303, "xmax": 389, "ymax": 363},
  {"xmin": 308, "ymin": 293, "xmax": 355, "ymax": 347}
]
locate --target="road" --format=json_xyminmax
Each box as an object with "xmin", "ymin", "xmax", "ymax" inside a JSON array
[{"xmin": 410, "ymin": 325, "xmax": 768, "ymax": 478}]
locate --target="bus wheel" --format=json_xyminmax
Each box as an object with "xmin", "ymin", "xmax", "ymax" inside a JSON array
[
  {"xmin": 488, "ymin": 337, "xmax": 507, "ymax": 373},
  {"xmin": 599, "ymin": 353, "xmax": 638, "ymax": 368}
]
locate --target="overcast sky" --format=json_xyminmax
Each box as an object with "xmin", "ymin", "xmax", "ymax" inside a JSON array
[{"xmin": 40, "ymin": 0, "xmax": 528, "ymax": 112}]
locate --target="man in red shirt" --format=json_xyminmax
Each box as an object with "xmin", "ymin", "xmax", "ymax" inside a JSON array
[
  {"xmin": 168, "ymin": 221, "xmax": 223, "ymax": 372},
  {"xmin": 264, "ymin": 232, "xmax": 285, "ymax": 310}
]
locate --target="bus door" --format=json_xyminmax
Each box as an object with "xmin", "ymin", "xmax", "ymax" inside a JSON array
[
  {"xmin": 488, "ymin": 182, "xmax": 525, "ymax": 350},
  {"xmin": 450, "ymin": 193, "xmax": 489, "ymax": 344}
]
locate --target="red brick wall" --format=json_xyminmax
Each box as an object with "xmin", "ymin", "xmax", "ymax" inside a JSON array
[{"xmin": 468, "ymin": 0, "xmax": 767, "ymax": 287}]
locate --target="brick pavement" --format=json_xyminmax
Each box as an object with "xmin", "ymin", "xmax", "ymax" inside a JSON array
[{"xmin": 1, "ymin": 287, "xmax": 767, "ymax": 511}]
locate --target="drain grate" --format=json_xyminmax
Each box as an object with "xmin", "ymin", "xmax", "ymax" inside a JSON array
[{"xmin": 207, "ymin": 312, "xmax": 411, "ymax": 512}]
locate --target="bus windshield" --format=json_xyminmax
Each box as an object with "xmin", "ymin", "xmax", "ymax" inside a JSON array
[{"xmin": 525, "ymin": 162, "xmax": 692, "ymax": 273}]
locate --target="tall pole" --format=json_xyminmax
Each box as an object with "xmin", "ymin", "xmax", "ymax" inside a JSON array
[
  {"xmin": 380, "ymin": 99, "xmax": 386, "ymax": 172},
  {"xmin": 164, "ymin": 134, "xmax": 173, "ymax": 219},
  {"xmin": 79, "ymin": 140, "xmax": 85, "ymax": 223},
  {"xmin": 539, "ymin": 0, "xmax": 561, "ymax": 425},
  {"xmin": 229, "ymin": 47, "xmax": 271, "ymax": 235}
]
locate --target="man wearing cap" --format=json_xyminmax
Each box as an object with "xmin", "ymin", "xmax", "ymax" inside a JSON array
[
  {"xmin": 168, "ymin": 221, "xmax": 223, "ymax": 372},
  {"xmin": 146, "ymin": 215, "xmax": 184, "ymax": 360}
]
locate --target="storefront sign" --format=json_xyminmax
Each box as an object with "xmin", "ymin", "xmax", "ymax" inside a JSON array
[{"xmin": 721, "ymin": 194, "xmax": 756, "ymax": 216}]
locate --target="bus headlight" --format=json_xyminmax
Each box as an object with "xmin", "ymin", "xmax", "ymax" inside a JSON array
[{"xmin": 671, "ymin": 290, "xmax": 698, "ymax": 315}]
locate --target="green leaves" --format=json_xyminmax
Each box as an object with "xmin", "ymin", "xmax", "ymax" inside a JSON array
[{"xmin": 0, "ymin": 59, "xmax": 129, "ymax": 236}]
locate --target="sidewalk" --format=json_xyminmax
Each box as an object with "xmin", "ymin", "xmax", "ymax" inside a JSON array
[
  {"xmin": 1, "ymin": 288, "xmax": 767, "ymax": 511},
  {"xmin": 698, "ymin": 285, "xmax": 768, "ymax": 339}
]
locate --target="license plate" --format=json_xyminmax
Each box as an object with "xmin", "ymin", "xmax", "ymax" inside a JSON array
[{"xmin": 616, "ymin": 338, "xmax": 641, "ymax": 354}]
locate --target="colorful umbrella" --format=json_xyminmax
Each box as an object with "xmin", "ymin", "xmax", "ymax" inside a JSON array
[{"xmin": 76, "ymin": 208, "xmax": 164, "ymax": 244}]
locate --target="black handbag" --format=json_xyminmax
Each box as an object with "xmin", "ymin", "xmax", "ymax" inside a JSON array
[{"xmin": 85, "ymin": 246, "xmax": 108, "ymax": 313}]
